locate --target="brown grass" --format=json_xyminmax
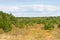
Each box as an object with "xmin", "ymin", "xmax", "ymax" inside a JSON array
[{"xmin": 0, "ymin": 24, "xmax": 60, "ymax": 40}]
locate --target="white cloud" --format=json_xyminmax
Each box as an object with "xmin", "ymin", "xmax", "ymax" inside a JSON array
[
  {"xmin": 0, "ymin": 4, "xmax": 60, "ymax": 17},
  {"xmin": 0, "ymin": 6, "xmax": 19, "ymax": 12},
  {"xmin": 0, "ymin": 4, "xmax": 60, "ymax": 12},
  {"xmin": 31, "ymin": 4, "xmax": 60, "ymax": 11}
]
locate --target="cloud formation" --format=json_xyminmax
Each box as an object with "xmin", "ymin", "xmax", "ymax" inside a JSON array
[{"xmin": 0, "ymin": 4, "xmax": 60, "ymax": 17}]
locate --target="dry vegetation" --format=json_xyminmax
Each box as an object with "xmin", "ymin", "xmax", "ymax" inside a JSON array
[
  {"xmin": 0, "ymin": 11, "xmax": 60, "ymax": 40},
  {"xmin": 0, "ymin": 24, "xmax": 60, "ymax": 40}
]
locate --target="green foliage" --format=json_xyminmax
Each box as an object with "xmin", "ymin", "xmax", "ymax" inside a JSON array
[
  {"xmin": 16, "ymin": 17, "xmax": 60, "ymax": 30},
  {"xmin": 0, "ymin": 11, "xmax": 16, "ymax": 32},
  {"xmin": 16, "ymin": 22, "xmax": 25, "ymax": 28},
  {"xmin": 36, "ymin": 20, "xmax": 42, "ymax": 24},
  {"xmin": 2, "ymin": 21, "xmax": 12, "ymax": 32},
  {"xmin": 58, "ymin": 24, "xmax": 60, "ymax": 28},
  {"xmin": 44, "ymin": 23, "xmax": 54, "ymax": 30},
  {"xmin": 0, "ymin": 11, "xmax": 60, "ymax": 32}
]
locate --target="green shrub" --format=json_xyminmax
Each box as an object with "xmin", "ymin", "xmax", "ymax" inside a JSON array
[
  {"xmin": 36, "ymin": 20, "xmax": 41, "ymax": 24},
  {"xmin": 44, "ymin": 23, "xmax": 54, "ymax": 30},
  {"xmin": 1, "ymin": 21, "xmax": 12, "ymax": 32},
  {"xmin": 0, "ymin": 11, "xmax": 16, "ymax": 32},
  {"xmin": 15, "ymin": 21, "xmax": 25, "ymax": 28},
  {"xmin": 58, "ymin": 24, "xmax": 60, "ymax": 28},
  {"xmin": 19, "ymin": 23, "xmax": 25, "ymax": 28}
]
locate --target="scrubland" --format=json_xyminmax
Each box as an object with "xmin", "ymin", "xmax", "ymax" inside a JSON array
[{"xmin": 0, "ymin": 11, "xmax": 60, "ymax": 40}]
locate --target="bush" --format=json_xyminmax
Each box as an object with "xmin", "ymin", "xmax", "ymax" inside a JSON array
[
  {"xmin": 44, "ymin": 23, "xmax": 54, "ymax": 30},
  {"xmin": 0, "ymin": 11, "xmax": 16, "ymax": 32},
  {"xmin": 58, "ymin": 24, "xmax": 60, "ymax": 28},
  {"xmin": 15, "ymin": 22, "xmax": 25, "ymax": 28},
  {"xmin": 1, "ymin": 21, "xmax": 12, "ymax": 32}
]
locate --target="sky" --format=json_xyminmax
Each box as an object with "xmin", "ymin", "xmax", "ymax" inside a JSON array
[{"xmin": 0, "ymin": 0, "xmax": 60, "ymax": 17}]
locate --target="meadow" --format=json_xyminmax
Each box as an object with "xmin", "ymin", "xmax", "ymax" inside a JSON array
[{"xmin": 0, "ymin": 11, "xmax": 60, "ymax": 40}]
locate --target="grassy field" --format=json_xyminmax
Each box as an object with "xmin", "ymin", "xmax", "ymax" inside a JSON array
[
  {"xmin": 0, "ymin": 11, "xmax": 60, "ymax": 40},
  {"xmin": 0, "ymin": 24, "xmax": 60, "ymax": 40}
]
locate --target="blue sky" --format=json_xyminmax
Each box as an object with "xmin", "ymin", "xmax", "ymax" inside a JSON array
[{"xmin": 0, "ymin": 0, "xmax": 60, "ymax": 17}]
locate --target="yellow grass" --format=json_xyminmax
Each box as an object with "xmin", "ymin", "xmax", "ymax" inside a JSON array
[{"xmin": 0, "ymin": 24, "xmax": 60, "ymax": 40}]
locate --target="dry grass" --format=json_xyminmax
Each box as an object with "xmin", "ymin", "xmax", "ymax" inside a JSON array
[{"xmin": 0, "ymin": 24, "xmax": 60, "ymax": 40}]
